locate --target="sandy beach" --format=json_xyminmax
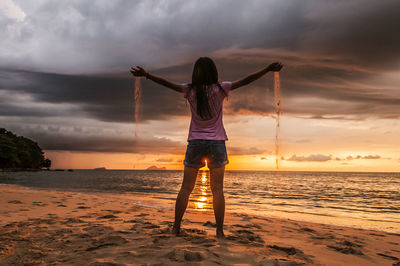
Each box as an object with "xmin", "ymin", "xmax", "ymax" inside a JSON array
[{"xmin": 0, "ymin": 184, "xmax": 399, "ymax": 265}]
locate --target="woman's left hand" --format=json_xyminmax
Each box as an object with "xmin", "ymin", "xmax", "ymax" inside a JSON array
[
  {"xmin": 130, "ymin": 66, "xmax": 148, "ymax": 77},
  {"xmin": 267, "ymin": 62, "xmax": 283, "ymax": 72}
]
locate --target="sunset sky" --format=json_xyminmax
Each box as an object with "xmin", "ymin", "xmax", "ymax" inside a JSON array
[{"xmin": 1, "ymin": 0, "xmax": 399, "ymax": 171}]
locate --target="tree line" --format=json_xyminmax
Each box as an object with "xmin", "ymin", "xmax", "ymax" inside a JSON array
[{"xmin": 0, "ymin": 128, "xmax": 51, "ymax": 170}]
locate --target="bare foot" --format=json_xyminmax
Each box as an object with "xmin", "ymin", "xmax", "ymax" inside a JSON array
[
  {"xmin": 171, "ymin": 226, "xmax": 180, "ymax": 235},
  {"xmin": 216, "ymin": 229, "xmax": 225, "ymax": 239}
]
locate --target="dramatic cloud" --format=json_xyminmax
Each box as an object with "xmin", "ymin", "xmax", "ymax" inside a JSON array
[
  {"xmin": 346, "ymin": 155, "xmax": 381, "ymax": 160},
  {"xmin": 286, "ymin": 154, "xmax": 332, "ymax": 162},
  {"xmin": 31, "ymin": 132, "xmax": 186, "ymax": 154},
  {"xmin": 0, "ymin": 69, "xmax": 188, "ymax": 123},
  {"xmin": 1, "ymin": 1, "xmax": 398, "ymax": 73},
  {"xmin": 155, "ymin": 157, "xmax": 174, "ymax": 163},
  {"xmin": 228, "ymin": 146, "xmax": 265, "ymax": 156},
  {"xmin": 0, "ymin": 117, "xmax": 269, "ymax": 156},
  {"xmin": 287, "ymin": 154, "xmax": 385, "ymax": 162},
  {"xmin": 2, "ymin": 46, "xmax": 400, "ymax": 126}
]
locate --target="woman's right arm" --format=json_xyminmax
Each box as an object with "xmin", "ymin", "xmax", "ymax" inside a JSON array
[
  {"xmin": 130, "ymin": 66, "xmax": 183, "ymax": 93},
  {"xmin": 231, "ymin": 62, "xmax": 283, "ymax": 91}
]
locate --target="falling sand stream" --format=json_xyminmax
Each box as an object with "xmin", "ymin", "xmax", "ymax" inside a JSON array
[
  {"xmin": 134, "ymin": 77, "xmax": 141, "ymax": 137},
  {"xmin": 274, "ymin": 72, "xmax": 281, "ymax": 169}
]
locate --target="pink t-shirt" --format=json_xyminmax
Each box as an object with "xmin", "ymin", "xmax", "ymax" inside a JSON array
[{"xmin": 182, "ymin": 81, "xmax": 232, "ymax": 141}]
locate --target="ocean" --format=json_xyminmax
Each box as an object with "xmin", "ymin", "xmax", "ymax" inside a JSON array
[{"xmin": 1, "ymin": 170, "xmax": 399, "ymax": 233}]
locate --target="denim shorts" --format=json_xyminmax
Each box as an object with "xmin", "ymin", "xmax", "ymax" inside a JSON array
[{"xmin": 184, "ymin": 139, "xmax": 229, "ymax": 169}]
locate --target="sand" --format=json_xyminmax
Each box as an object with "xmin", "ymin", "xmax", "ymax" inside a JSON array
[{"xmin": 0, "ymin": 184, "xmax": 399, "ymax": 265}]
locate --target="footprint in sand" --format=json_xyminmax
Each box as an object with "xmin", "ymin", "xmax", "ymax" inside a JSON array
[
  {"xmin": 61, "ymin": 218, "xmax": 85, "ymax": 224},
  {"xmin": 8, "ymin": 200, "xmax": 22, "ymax": 204},
  {"xmin": 233, "ymin": 223, "xmax": 262, "ymax": 230},
  {"xmin": 32, "ymin": 201, "xmax": 48, "ymax": 207},
  {"xmin": 184, "ymin": 235, "xmax": 216, "ymax": 246},
  {"xmin": 327, "ymin": 240, "xmax": 364, "ymax": 255},
  {"xmin": 77, "ymin": 206, "xmax": 91, "ymax": 209},
  {"xmin": 268, "ymin": 245, "xmax": 301, "ymax": 255},
  {"xmin": 226, "ymin": 229, "xmax": 265, "ymax": 246},
  {"xmin": 267, "ymin": 244, "xmax": 314, "ymax": 263},
  {"xmin": 160, "ymin": 221, "xmax": 173, "ymax": 226},
  {"xmin": 135, "ymin": 213, "xmax": 149, "ymax": 217},
  {"xmin": 300, "ymin": 227, "xmax": 316, "ymax": 233},
  {"xmin": 311, "ymin": 233, "xmax": 335, "ymax": 240},
  {"xmin": 184, "ymin": 228, "xmax": 207, "ymax": 235},
  {"xmin": 166, "ymin": 249, "xmax": 205, "ymax": 262},
  {"xmin": 143, "ymin": 222, "xmax": 160, "ymax": 229},
  {"xmin": 97, "ymin": 214, "xmax": 119, "ymax": 219},
  {"xmin": 86, "ymin": 235, "xmax": 129, "ymax": 252},
  {"xmin": 123, "ymin": 219, "xmax": 142, "ymax": 224},
  {"xmin": 100, "ymin": 210, "xmax": 122, "ymax": 214}
]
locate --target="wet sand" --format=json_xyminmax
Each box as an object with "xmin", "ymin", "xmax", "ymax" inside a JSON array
[{"xmin": 0, "ymin": 184, "xmax": 399, "ymax": 265}]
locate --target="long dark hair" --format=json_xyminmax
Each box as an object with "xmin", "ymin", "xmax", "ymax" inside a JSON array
[{"xmin": 189, "ymin": 57, "xmax": 224, "ymax": 120}]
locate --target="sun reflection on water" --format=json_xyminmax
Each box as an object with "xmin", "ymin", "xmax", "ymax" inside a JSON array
[{"xmin": 190, "ymin": 160, "xmax": 213, "ymax": 211}]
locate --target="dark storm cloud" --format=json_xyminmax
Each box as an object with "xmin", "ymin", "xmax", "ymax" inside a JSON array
[
  {"xmin": 1, "ymin": 0, "xmax": 399, "ymax": 122},
  {"xmin": 218, "ymin": 52, "xmax": 400, "ymax": 119},
  {"xmin": 0, "ymin": 68, "xmax": 188, "ymax": 122},
  {"xmin": 19, "ymin": 128, "xmax": 187, "ymax": 154},
  {"xmin": 2, "ymin": 0, "xmax": 399, "ymax": 73},
  {"xmin": 301, "ymin": 1, "xmax": 400, "ymax": 69},
  {"xmin": 2, "ymin": 48, "xmax": 400, "ymax": 124},
  {"xmin": 0, "ymin": 121, "xmax": 267, "ymax": 156},
  {"xmin": 2, "ymin": 0, "xmax": 311, "ymax": 73}
]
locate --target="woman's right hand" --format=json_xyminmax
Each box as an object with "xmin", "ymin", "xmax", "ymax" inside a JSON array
[
  {"xmin": 267, "ymin": 62, "xmax": 283, "ymax": 72},
  {"xmin": 130, "ymin": 66, "xmax": 148, "ymax": 77}
]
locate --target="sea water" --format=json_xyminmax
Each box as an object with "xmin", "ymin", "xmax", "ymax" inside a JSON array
[{"xmin": 1, "ymin": 170, "xmax": 399, "ymax": 233}]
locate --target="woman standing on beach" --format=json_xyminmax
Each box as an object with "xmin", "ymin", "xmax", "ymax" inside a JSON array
[{"xmin": 130, "ymin": 58, "xmax": 282, "ymax": 238}]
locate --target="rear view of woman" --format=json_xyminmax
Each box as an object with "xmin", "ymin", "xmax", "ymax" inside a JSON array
[{"xmin": 130, "ymin": 57, "xmax": 282, "ymax": 238}]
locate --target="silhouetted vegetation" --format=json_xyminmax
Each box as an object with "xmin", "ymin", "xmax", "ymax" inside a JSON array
[{"xmin": 0, "ymin": 128, "xmax": 51, "ymax": 170}]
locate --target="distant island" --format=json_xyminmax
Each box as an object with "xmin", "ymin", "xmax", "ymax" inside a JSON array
[
  {"xmin": 146, "ymin": 165, "xmax": 167, "ymax": 170},
  {"xmin": 0, "ymin": 128, "xmax": 51, "ymax": 170},
  {"xmin": 94, "ymin": 167, "xmax": 107, "ymax": 170}
]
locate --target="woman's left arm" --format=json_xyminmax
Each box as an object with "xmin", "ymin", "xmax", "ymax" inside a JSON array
[{"xmin": 130, "ymin": 66, "xmax": 183, "ymax": 93}]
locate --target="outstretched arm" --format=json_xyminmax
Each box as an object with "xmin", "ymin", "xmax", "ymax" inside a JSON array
[
  {"xmin": 130, "ymin": 66, "xmax": 183, "ymax": 93},
  {"xmin": 231, "ymin": 62, "xmax": 283, "ymax": 91}
]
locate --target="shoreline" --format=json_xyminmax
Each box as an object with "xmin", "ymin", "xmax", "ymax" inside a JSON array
[
  {"xmin": 3, "ymin": 168, "xmax": 400, "ymax": 173},
  {"xmin": 1, "ymin": 184, "xmax": 399, "ymax": 265},
  {"xmin": 1, "ymin": 182, "xmax": 398, "ymax": 235}
]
